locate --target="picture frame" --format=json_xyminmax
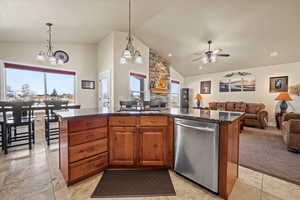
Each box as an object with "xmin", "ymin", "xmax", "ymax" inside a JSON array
[
  {"xmin": 200, "ymin": 81, "xmax": 211, "ymax": 94},
  {"xmin": 219, "ymin": 79, "xmax": 230, "ymax": 92},
  {"xmin": 269, "ymin": 76, "xmax": 288, "ymax": 93},
  {"xmin": 81, "ymin": 80, "xmax": 95, "ymax": 89}
]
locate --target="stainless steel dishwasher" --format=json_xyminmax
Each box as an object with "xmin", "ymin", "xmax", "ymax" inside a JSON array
[{"xmin": 174, "ymin": 118, "xmax": 219, "ymax": 193}]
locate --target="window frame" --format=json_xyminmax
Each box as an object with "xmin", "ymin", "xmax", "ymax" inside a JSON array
[
  {"xmin": 1, "ymin": 61, "xmax": 77, "ymax": 103},
  {"xmin": 129, "ymin": 72, "xmax": 147, "ymax": 101},
  {"xmin": 169, "ymin": 79, "xmax": 180, "ymax": 107}
]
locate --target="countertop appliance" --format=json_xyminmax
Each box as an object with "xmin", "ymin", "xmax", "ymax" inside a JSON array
[{"xmin": 174, "ymin": 118, "xmax": 219, "ymax": 193}]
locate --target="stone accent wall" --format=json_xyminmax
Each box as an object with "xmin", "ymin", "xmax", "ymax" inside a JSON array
[{"xmin": 149, "ymin": 49, "xmax": 170, "ymax": 105}]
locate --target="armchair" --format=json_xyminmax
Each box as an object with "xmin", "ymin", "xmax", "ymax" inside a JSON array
[{"xmin": 281, "ymin": 113, "xmax": 300, "ymax": 152}]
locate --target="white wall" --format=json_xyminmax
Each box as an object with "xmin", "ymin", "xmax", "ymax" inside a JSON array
[
  {"xmin": 170, "ymin": 66, "xmax": 184, "ymax": 84},
  {"xmin": 184, "ymin": 62, "xmax": 300, "ymax": 122},
  {"xmin": 97, "ymin": 34, "xmax": 114, "ymax": 108},
  {"xmin": 0, "ymin": 42, "xmax": 98, "ymax": 108}
]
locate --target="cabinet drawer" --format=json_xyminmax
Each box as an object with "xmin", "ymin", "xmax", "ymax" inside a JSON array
[
  {"xmin": 68, "ymin": 117, "xmax": 107, "ymax": 132},
  {"xmin": 109, "ymin": 116, "xmax": 137, "ymax": 126},
  {"xmin": 140, "ymin": 116, "xmax": 168, "ymax": 127},
  {"xmin": 69, "ymin": 128, "xmax": 107, "ymax": 146},
  {"xmin": 69, "ymin": 152, "xmax": 108, "ymax": 182},
  {"xmin": 69, "ymin": 139, "xmax": 107, "ymax": 163}
]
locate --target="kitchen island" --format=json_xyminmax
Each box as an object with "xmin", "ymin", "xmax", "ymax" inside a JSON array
[{"xmin": 56, "ymin": 108, "xmax": 244, "ymax": 200}]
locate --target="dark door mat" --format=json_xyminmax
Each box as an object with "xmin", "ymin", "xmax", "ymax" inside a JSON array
[{"xmin": 91, "ymin": 169, "xmax": 176, "ymax": 198}]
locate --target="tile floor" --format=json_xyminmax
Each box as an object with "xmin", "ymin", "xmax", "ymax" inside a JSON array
[{"xmin": 0, "ymin": 119, "xmax": 299, "ymax": 200}]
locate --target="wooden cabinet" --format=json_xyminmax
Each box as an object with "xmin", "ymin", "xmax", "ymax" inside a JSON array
[
  {"xmin": 219, "ymin": 120, "xmax": 240, "ymax": 200},
  {"xmin": 59, "ymin": 116, "xmax": 108, "ymax": 185},
  {"xmin": 69, "ymin": 127, "xmax": 107, "ymax": 146},
  {"xmin": 109, "ymin": 127, "xmax": 137, "ymax": 166},
  {"xmin": 139, "ymin": 127, "xmax": 167, "ymax": 166},
  {"xmin": 139, "ymin": 116, "xmax": 168, "ymax": 127},
  {"xmin": 69, "ymin": 153, "xmax": 108, "ymax": 182},
  {"xmin": 108, "ymin": 116, "xmax": 170, "ymax": 167},
  {"xmin": 109, "ymin": 116, "xmax": 137, "ymax": 126},
  {"xmin": 68, "ymin": 117, "xmax": 107, "ymax": 132},
  {"xmin": 69, "ymin": 139, "xmax": 107, "ymax": 163},
  {"xmin": 60, "ymin": 115, "xmax": 173, "ymax": 184}
]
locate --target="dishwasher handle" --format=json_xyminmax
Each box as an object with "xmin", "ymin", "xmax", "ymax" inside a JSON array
[{"xmin": 175, "ymin": 122, "xmax": 215, "ymax": 132}]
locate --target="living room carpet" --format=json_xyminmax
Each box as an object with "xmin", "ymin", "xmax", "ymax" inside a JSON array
[{"xmin": 240, "ymin": 127, "xmax": 300, "ymax": 185}]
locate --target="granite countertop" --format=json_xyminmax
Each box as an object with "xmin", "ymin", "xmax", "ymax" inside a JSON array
[{"xmin": 55, "ymin": 108, "xmax": 244, "ymax": 123}]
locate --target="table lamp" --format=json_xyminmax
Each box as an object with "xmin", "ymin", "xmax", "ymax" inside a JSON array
[
  {"xmin": 275, "ymin": 92, "xmax": 292, "ymax": 113},
  {"xmin": 195, "ymin": 94, "xmax": 203, "ymax": 107}
]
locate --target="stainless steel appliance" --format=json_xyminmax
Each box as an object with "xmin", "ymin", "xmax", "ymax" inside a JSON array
[
  {"xmin": 174, "ymin": 118, "xmax": 219, "ymax": 193},
  {"xmin": 180, "ymin": 88, "xmax": 189, "ymax": 109}
]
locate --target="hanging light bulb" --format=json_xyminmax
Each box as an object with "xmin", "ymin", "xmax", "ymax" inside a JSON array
[
  {"xmin": 120, "ymin": 56, "xmax": 128, "ymax": 64},
  {"xmin": 57, "ymin": 59, "xmax": 64, "ymax": 65},
  {"xmin": 134, "ymin": 51, "xmax": 143, "ymax": 64},
  {"xmin": 210, "ymin": 55, "xmax": 217, "ymax": 63},
  {"xmin": 36, "ymin": 51, "xmax": 45, "ymax": 61},
  {"xmin": 202, "ymin": 56, "xmax": 208, "ymax": 64},
  {"xmin": 48, "ymin": 56, "xmax": 56, "ymax": 62},
  {"xmin": 122, "ymin": 47, "xmax": 132, "ymax": 59},
  {"xmin": 48, "ymin": 56, "xmax": 56, "ymax": 65}
]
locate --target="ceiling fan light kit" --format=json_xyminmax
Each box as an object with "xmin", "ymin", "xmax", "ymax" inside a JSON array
[
  {"xmin": 36, "ymin": 23, "xmax": 69, "ymax": 65},
  {"xmin": 120, "ymin": 0, "xmax": 143, "ymax": 65},
  {"xmin": 193, "ymin": 40, "xmax": 230, "ymax": 64}
]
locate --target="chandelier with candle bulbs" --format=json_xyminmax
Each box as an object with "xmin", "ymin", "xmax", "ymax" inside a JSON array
[
  {"xmin": 36, "ymin": 23, "xmax": 69, "ymax": 65},
  {"xmin": 120, "ymin": 0, "xmax": 143, "ymax": 64}
]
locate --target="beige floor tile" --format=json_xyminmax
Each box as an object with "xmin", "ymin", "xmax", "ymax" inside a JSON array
[
  {"xmin": 228, "ymin": 180, "xmax": 261, "ymax": 200},
  {"xmin": 263, "ymin": 174, "xmax": 300, "ymax": 200},
  {"xmin": 261, "ymin": 192, "xmax": 283, "ymax": 200},
  {"xmin": 23, "ymin": 185, "xmax": 55, "ymax": 200},
  {"xmin": 239, "ymin": 166, "xmax": 263, "ymax": 189}
]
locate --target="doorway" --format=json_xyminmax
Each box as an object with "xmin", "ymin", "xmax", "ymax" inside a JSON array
[{"xmin": 98, "ymin": 71, "xmax": 111, "ymax": 112}]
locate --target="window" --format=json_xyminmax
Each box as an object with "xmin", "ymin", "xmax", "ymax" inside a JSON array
[
  {"xmin": 5, "ymin": 63, "xmax": 75, "ymax": 103},
  {"xmin": 129, "ymin": 72, "xmax": 146, "ymax": 101},
  {"xmin": 169, "ymin": 80, "xmax": 180, "ymax": 107}
]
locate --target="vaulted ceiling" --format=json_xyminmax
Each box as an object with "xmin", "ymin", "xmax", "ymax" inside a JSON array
[{"xmin": 1, "ymin": 0, "xmax": 300, "ymax": 76}]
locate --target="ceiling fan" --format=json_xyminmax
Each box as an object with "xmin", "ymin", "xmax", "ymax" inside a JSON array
[{"xmin": 192, "ymin": 40, "xmax": 230, "ymax": 64}]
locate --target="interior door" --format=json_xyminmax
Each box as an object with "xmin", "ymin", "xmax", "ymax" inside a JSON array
[
  {"xmin": 139, "ymin": 127, "xmax": 167, "ymax": 166},
  {"xmin": 98, "ymin": 71, "xmax": 111, "ymax": 112},
  {"xmin": 109, "ymin": 127, "xmax": 137, "ymax": 166}
]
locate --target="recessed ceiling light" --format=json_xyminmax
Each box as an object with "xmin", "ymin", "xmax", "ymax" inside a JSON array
[
  {"xmin": 199, "ymin": 66, "xmax": 203, "ymax": 70},
  {"xmin": 168, "ymin": 53, "xmax": 172, "ymax": 57},
  {"xmin": 270, "ymin": 51, "xmax": 279, "ymax": 57}
]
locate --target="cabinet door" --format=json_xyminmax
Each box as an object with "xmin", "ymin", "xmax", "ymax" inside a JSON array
[
  {"xmin": 139, "ymin": 127, "xmax": 167, "ymax": 166},
  {"xmin": 109, "ymin": 127, "xmax": 137, "ymax": 166}
]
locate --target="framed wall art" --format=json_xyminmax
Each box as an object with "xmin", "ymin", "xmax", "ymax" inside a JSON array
[
  {"xmin": 269, "ymin": 76, "xmax": 288, "ymax": 93},
  {"xmin": 81, "ymin": 80, "xmax": 95, "ymax": 89},
  {"xmin": 219, "ymin": 79, "xmax": 230, "ymax": 92},
  {"xmin": 200, "ymin": 81, "xmax": 211, "ymax": 94}
]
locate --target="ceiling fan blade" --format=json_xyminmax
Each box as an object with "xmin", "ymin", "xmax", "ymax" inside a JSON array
[
  {"xmin": 213, "ymin": 49, "xmax": 222, "ymax": 54},
  {"xmin": 192, "ymin": 57, "xmax": 202, "ymax": 62},
  {"xmin": 217, "ymin": 54, "xmax": 230, "ymax": 57},
  {"xmin": 193, "ymin": 50, "xmax": 206, "ymax": 56}
]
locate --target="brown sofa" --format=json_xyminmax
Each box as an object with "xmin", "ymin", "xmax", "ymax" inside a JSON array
[
  {"xmin": 281, "ymin": 113, "xmax": 300, "ymax": 152},
  {"xmin": 208, "ymin": 102, "xmax": 268, "ymax": 129}
]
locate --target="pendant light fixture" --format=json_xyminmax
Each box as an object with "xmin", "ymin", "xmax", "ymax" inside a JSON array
[
  {"xmin": 120, "ymin": 0, "xmax": 143, "ymax": 64},
  {"xmin": 36, "ymin": 23, "xmax": 69, "ymax": 65}
]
